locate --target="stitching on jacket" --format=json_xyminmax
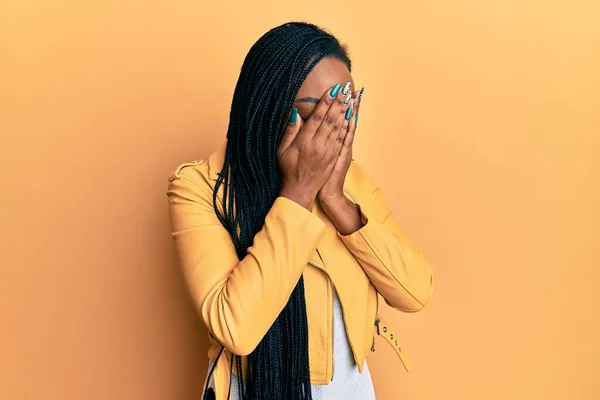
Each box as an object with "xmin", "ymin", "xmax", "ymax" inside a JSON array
[
  {"xmin": 326, "ymin": 270, "xmax": 330, "ymax": 381},
  {"xmin": 381, "ymin": 211, "xmax": 393, "ymax": 224},
  {"xmin": 344, "ymin": 185, "xmax": 427, "ymax": 308},
  {"xmin": 358, "ymin": 229, "xmax": 426, "ymax": 308}
]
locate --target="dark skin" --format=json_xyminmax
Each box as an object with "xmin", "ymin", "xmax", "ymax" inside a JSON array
[{"xmin": 277, "ymin": 57, "xmax": 364, "ymax": 236}]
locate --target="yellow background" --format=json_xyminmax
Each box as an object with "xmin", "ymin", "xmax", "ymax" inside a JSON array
[{"xmin": 1, "ymin": 1, "xmax": 599, "ymax": 399}]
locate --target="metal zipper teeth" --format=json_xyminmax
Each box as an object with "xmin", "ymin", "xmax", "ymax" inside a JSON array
[
  {"xmin": 306, "ymin": 257, "xmax": 335, "ymax": 381},
  {"xmin": 342, "ymin": 188, "xmax": 380, "ymax": 354},
  {"xmin": 315, "ymin": 249, "xmax": 336, "ymax": 382},
  {"xmin": 372, "ymin": 293, "xmax": 380, "ymax": 352}
]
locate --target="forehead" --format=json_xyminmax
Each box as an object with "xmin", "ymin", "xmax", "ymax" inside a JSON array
[{"xmin": 296, "ymin": 57, "xmax": 353, "ymax": 99}]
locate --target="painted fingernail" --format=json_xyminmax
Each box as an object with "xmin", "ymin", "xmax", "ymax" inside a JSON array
[
  {"xmin": 344, "ymin": 93, "xmax": 352, "ymax": 105},
  {"xmin": 345, "ymin": 107, "xmax": 353, "ymax": 121},
  {"xmin": 289, "ymin": 107, "xmax": 298, "ymax": 124},
  {"xmin": 358, "ymin": 87, "xmax": 364, "ymax": 105},
  {"xmin": 355, "ymin": 111, "xmax": 359, "ymax": 124},
  {"xmin": 329, "ymin": 83, "xmax": 341, "ymax": 98},
  {"xmin": 341, "ymin": 81, "xmax": 351, "ymax": 96}
]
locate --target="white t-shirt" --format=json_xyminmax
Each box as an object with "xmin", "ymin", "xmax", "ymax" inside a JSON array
[{"xmin": 209, "ymin": 291, "xmax": 376, "ymax": 399}]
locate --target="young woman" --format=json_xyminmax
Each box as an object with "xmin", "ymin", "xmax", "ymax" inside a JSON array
[{"xmin": 167, "ymin": 22, "xmax": 434, "ymax": 400}]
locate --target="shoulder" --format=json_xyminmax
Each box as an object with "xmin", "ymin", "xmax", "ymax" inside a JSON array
[
  {"xmin": 166, "ymin": 155, "xmax": 213, "ymax": 192},
  {"xmin": 166, "ymin": 157, "xmax": 221, "ymax": 226},
  {"xmin": 167, "ymin": 159, "xmax": 206, "ymax": 183},
  {"xmin": 166, "ymin": 146, "xmax": 225, "ymax": 200},
  {"xmin": 166, "ymin": 159, "xmax": 212, "ymax": 204},
  {"xmin": 168, "ymin": 143, "xmax": 225, "ymax": 184}
]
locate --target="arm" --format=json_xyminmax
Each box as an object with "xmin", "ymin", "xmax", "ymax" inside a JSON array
[
  {"xmin": 167, "ymin": 173, "xmax": 326, "ymax": 355},
  {"xmin": 322, "ymin": 161, "xmax": 434, "ymax": 312}
]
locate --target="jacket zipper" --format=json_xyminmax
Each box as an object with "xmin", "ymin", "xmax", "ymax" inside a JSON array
[
  {"xmin": 315, "ymin": 248, "xmax": 336, "ymax": 382},
  {"xmin": 307, "ymin": 252, "xmax": 335, "ymax": 382},
  {"xmin": 372, "ymin": 294, "xmax": 380, "ymax": 352},
  {"xmin": 371, "ymin": 318, "xmax": 381, "ymax": 352},
  {"xmin": 345, "ymin": 186, "xmax": 378, "ymax": 355}
]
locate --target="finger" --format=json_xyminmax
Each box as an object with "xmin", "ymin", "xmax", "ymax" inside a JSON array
[
  {"xmin": 332, "ymin": 86, "xmax": 361, "ymax": 146},
  {"xmin": 297, "ymin": 83, "xmax": 342, "ymax": 141},
  {"xmin": 313, "ymin": 81, "xmax": 352, "ymax": 142},
  {"xmin": 331, "ymin": 100, "xmax": 354, "ymax": 156},
  {"xmin": 277, "ymin": 107, "xmax": 302, "ymax": 156},
  {"xmin": 356, "ymin": 87, "xmax": 364, "ymax": 124},
  {"xmin": 338, "ymin": 105, "xmax": 357, "ymax": 160},
  {"xmin": 356, "ymin": 87, "xmax": 364, "ymax": 110},
  {"xmin": 327, "ymin": 89, "xmax": 353, "ymax": 144}
]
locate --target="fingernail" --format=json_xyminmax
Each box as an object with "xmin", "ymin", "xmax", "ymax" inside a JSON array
[
  {"xmin": 341, "ymin": 81, "xmax": 351, "ymax": 96},
  {"xmin": 344, "ymin": 93, "xmax": 352, "ymax": 105},
  {"xmin": 358, "ymin": 87, "xmax": 364, "ymax": 105},
  {"xmin": 289, "ymin": 107, "xmax": 298, "ymax": 124},
  {"xmin": 329, "ymin": 83, "xmax": 341, "ymax": 98},
  {"xmin": 355, "ymin": 111, "xmax": 359, "ymax": 124},
  {"xmin": 345, "ymin": 107, "xmax": 353, "ymax": 121}
]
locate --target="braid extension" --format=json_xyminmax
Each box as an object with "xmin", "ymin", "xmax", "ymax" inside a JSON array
[{"xmin": 212, "ymin": 22, "xmax": 351, "ymax": 400}]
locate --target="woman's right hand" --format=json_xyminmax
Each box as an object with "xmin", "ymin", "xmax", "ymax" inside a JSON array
[{"xmin": 277, "ymin": 83, "xmax": 353, "ymax": 210}]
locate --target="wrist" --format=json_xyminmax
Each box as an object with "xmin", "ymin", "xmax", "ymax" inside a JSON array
[
  {"xmin": 318, "ymin": 191, "xmax": 348, "ymax": 209},
  {"xmin": 280, "ymin": 185, "xmax": 317, "ymax": 211},
  {"xmin": 319, "ymin": 194, "xmax": 363, "ymax": 236}
]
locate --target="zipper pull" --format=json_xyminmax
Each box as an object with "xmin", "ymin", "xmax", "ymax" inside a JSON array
[{"xmin": 371, "ymin": 317, "xmax": 381, "ymax": 352}]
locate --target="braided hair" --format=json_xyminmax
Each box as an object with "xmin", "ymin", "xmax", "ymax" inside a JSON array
[{"xmin": 212, "ymin": 22, "xmax": 351, "ymax": 399}]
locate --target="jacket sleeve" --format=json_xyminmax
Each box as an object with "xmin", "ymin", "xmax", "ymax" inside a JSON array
[
  {"xmin": 167, "ymin": 171, "xmax": 326, "ymax": 355},
  {"xmin": 339, "ymin": 162, "xmax": 434, "ymax": 312}
]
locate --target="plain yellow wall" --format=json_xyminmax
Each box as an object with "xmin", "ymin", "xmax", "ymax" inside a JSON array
[{"xmin": 1, "ymin": 1, "xmax": 599, "ymax": 399}]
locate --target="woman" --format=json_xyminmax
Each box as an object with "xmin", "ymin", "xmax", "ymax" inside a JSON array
[{"xmin": 167, "ymin": 22, "xmax": 434, "ymax": 400}]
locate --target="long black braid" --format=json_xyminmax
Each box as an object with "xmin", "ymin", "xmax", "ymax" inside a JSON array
[{"xmin": 211, "ymin": 22, "xmax": 351, "ymax": 399}]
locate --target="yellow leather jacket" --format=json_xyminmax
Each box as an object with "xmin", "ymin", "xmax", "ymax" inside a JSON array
[{"xmin": 167, "ymin": 145, "xmax": 434, "ymax": 399}]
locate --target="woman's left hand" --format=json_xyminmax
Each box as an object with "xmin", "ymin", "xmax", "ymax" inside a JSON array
[{"xmin": 318, "ymin": 88, "xmax": 362, "ymax": 204}]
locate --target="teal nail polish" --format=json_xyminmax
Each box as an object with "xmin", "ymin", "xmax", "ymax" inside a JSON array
[
  {"xmin": 329, "ymin": 83, "xmax": 341, "ymax": 98},
  {"xmin": 345, "ymin": 107, "xmax": 353, "ymax": 121},
  {"xmin": 355, "ymin": 111, "xmax": 359, "ymax": 124},
  {"xmin": 289, "ymin": 107, "xmax": 298, "ymax": 124}
]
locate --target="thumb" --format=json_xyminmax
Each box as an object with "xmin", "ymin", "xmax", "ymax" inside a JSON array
[{"xmin": 278, "ymin": 107, "xmax": 303, "ymax": 155}]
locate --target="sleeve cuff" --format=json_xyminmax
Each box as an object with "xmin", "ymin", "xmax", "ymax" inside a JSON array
[
  {"xmin": 272, "ymin": 196, "xmax": 327, "ymax": 239},
  {"xmin": 338, "ymin": 203, "xmax": 370, "ymax": 238}
]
